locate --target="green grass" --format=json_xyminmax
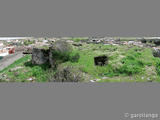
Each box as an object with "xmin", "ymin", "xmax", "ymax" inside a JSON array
[
  {"xmin": 62, "ymin": 45, "xmax": 121, "ymax": 78},
  {"xmin": 61, "ymin": 44, "xmax": 160, "ymax": 82},
  {"xmin": 117, "ymin": 37, "xmax": 139, "ymax": 41},
  {"xmin": 0, "ymin": 55, "xmax": 53, "ymax": 82},
  {"xmin": 0, "ymin": 55, "xmax": 31, "ymax": 73},
  {"xmin": 1, "ymin": 42, "xmax": 160, "ymax": 82},
  {"xmin": 70, "ymin": 37, "xmax": 89, "ymax": 42}
]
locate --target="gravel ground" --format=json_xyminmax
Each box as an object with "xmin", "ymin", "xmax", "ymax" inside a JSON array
[{"xmin": 0, "ymin": 52, "xmax": 24, "ymax": 71}]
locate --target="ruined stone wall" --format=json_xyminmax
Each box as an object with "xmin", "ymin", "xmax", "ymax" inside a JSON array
[
  {"xmin": 31, "ymin": 40, "xmax": 73, "ymax": 66},
  {"xmin": 31, "ymin": 48, "xmax": 49, "ymax": 65},
  {"xmin": 49, "ymin": 47, "xmax": 56, "ymax": 68}
]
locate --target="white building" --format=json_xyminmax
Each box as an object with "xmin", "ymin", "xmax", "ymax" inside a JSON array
[
  {"xmin": 0, "ymin": 48, "xmax": 9, "ymax": 56},
  {"xmin": 0, "ymin": 52, "xmax": 9, "ymax": 56},
  {"xmin": 0, "ymin": 42, "xmax": 9, "ymax": 56},
  {"xmin": 0, "ymin": 42, "xmax": 3, "ymax": 47}
]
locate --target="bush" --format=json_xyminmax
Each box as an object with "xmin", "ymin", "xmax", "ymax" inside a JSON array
[
  {"xmin": 119, "ymin": 53, "xmax": 144, "ymax": 75},
  {"xmin": 51, "ymin": 40, "xmax": 72, "ymax": 53},
  {"xmin": 51, "ymin": 41, "xmax": 80, "ymax": 66},
  {"xmin": 49, "ymin": 66, "xmax": 84, "ymax": 82},
  {"xmin": 52, "ymin": 50, "xmax": 71, "ymax": 63},
  {"xmin": 52, "ymin": 50, "xmax": 80, "ymax": 64},
  {"xmin": 103, "ymin": 49, "xmax": 145, "ymax": 76},
  {"xmin": 120, "ymin": 60, "xmax": 144, "ymax": 75}
]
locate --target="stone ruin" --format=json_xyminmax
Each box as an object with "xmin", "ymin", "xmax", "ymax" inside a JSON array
[
  {"xmin": 94, "ymin": 55, "xmax": 108, "ymax": 66},
  {"xmin": 23, "ymin": 47, "xmax": 33, "ymax": 54},
  {"xmin": 31, "ymin": 40, "xmax": 72, "ymax": 67},
  {"xmin": 32, "ymin": 47, "xmax": 109, "ymax": 67},
  {"xmin": 31, "ymin": 48, "xmax": 50, "ymax": 65}
]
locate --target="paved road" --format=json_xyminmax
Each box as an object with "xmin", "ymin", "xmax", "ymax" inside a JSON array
[{"xmin": 0, "ymin": 52, "xmax": 24, "ymax": 71}]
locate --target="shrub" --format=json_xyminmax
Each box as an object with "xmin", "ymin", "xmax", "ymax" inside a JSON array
[
  {"xmin": 51, "ymin": 41, "xmax": 80, "ymax": 66},
  {"xmin": 50, "ymin": 40, "xmax": 72, "ymax": 67},
  {"xmin": 52, "ymin": 50, "xmax": 80, "ymax": 64},
  {"xmin": 103, "ymin": 48, "xmax": 145, "ymax": 76},
  {"xmin": 52, "ymin": 50, "xmax": 71, "ymax": 63},
  {"xmin": 120, "ymin": 60, "xmax": 144, "ymax": 75},
  {"xmin": 119, "ymin": 53, "xmax": 144, "ymax": 75},
  {"xmin": 49, "ymin": 66, "xmax": 84, "ymax": 82}
]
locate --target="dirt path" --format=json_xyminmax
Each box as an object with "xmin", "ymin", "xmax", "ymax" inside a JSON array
[{"xmin": 0, "ymin": 52, "xmax": 24, "ymax": 71}]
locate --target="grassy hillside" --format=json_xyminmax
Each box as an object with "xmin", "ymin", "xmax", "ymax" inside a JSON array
[
  {"xmin": 1, "ymin": 39, "xmax": 160, "ymax": 82},
  {"xmin": 0, "ymin": 55, "xmax": 52, "ymax": 82},
  {"xmin": 61, "ymin": 43, "xmax": 160, "ymax": 82}
]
